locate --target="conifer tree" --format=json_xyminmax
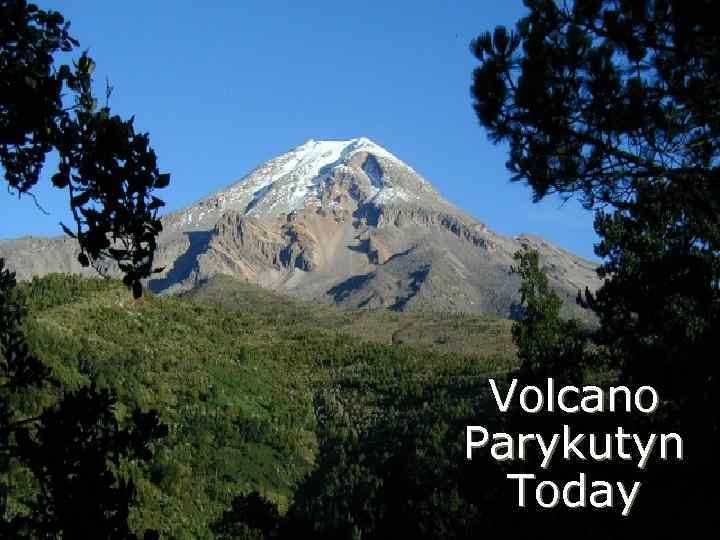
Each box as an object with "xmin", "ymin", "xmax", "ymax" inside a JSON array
[
  {"xmin": 471, "ymin": 0, "xmax": 720, "ymax": 532},
  {"xmin": 2, "ymin": 1, "xmax": 170, "ymax": 536},
  {"xmin": 511, "ymin": 248, "xmax": 586, "ymax": 382}
]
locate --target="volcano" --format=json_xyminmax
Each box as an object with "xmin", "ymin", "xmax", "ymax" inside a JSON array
[{"xmin": 1, "ymin": 137, "xmax": 599, "ymax": 318}]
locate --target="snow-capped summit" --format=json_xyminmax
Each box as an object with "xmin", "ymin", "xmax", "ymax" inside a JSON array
[
  {"xmin": 165, "ymin": 137, "xmax": 443, "ymax": 232},
  {"xmin": 1, "ymin": 137, "xmax": 600, "ymax": 319}
]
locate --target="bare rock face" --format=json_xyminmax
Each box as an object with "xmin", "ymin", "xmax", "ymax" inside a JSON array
[
  {"xmin": 0, "ymin": 236, "xmax": 95, "ymax": 281},
  {"xmin": 0, "ymin": 137, "xmax": 601, "ymax": 318}
]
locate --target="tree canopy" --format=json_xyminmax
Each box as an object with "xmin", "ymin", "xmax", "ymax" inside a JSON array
[
  {"xmin": 2, "ymin": 2, "xmax": 169, "ymax": 537},
  {"xmin": 471, "ymin": 0, "xmax": 720, "ymax": 534},
  {"xmin": 470, "ymin": 0, "xmax": 719, "ymax": 210},
  {"xmin": 1, "ymin": 0, "xmax": 169, "ymax": 297},
  {"xmin": 471, "ymin": 0, "xmax": 720, "ymax": 403}
]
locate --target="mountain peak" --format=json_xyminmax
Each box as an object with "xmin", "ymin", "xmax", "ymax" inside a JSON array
[
  {"xmin": 288, "ymin": 137, "xmax": 407, "ymax": 171},
  {"xmin": 1, "ymin": 136, "xmax": 601, "ymax": 319},
  {"xmin": 166, "ymin": 137, "xmax": 441, "ymax": 231},
  {"xmin": 299, "ymin": 136, "xmax": 386, "ymax": 151}
]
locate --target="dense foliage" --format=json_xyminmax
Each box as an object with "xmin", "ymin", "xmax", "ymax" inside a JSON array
[
  {"xmin": 3, "ymin": 2, "xmax": 173, "ymax": 537},
  {"xmin": 9, "ymin": 274, "xmax": 516, "ymax": 539},
  {"xmin": 1, "ymin": 267, "xmax": 166, "ymax": 539},
  {"xmin": 471, "ymin": 0, "xmax": 720, "ymax": 535},
  {"xmin": 0, "ymin": 0, "xmax": 76, "ymax": 193},
  {"xmin": 4, "ymin": 0, "xmax": 717, "ymax": 537},
  {"xmin": 471, "ymin": 0, "xmax": 719, "ymax": 209},
  {"xmin": 510, "ymin": 249, "xmax": 587, "ymax": 382},
  {"xmin": 1, "ymin": 0, "xmax": 169, "ymax": 294}
]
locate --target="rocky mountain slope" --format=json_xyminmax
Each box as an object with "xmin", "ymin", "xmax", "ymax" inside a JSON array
[{"xmin": 0, "ymin": 137, "xmax": 600, "ymax": 318}]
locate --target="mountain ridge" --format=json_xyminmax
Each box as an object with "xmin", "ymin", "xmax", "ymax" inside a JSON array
[{"xmin": 1, "ymin": 137, "xmax": 600, "ymax": 318}]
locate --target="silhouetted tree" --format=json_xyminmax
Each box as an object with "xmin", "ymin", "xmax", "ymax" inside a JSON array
[
  {"xmin": 470, "ymin": 0, "xmax": 719, "ymax": 210},
  {"xmin": 212, "ymin": 491, "xmax": 281, "ymax": 540},
  {"xmin": 0, "ymin": 262, "xmax": 167, "ymax": 538},
  {"xmin": 15, "ymin": 385, "xmax": 166, "ymax": 539},
  {"xmin": 0, "ymin": 0, "xmax": 76, "ymax": 193},
  {"xmin": 0, "ymin": 258, "xmax": 49, "ymax": 534},
  {"xmin": 2, "ymin": 1, "xmax": 170, "ymax": 536},
  {"xmin": 511, "ymin": 248, "xmax": 586, "ymax": 382},
  {"xmin": 1, "ymin": 0, "xmax": 169, "ymax": 297},
  {"xmin": 471, "ymin": 0, "xmax": 720, "ymax": 534}
]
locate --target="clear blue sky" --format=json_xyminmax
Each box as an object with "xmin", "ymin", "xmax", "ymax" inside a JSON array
[{"xmin": 1, "ymin": 0, "xmax": 599, "ymax": 259}]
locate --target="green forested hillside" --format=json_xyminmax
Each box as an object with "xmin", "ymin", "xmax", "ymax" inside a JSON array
[
  {"xmin": 181, "ymin": 275, "xmax": 516, "ymax": 359},
  {"xmin": 14, "ymin": 274, "xmax": 516, "ymax": 539}
]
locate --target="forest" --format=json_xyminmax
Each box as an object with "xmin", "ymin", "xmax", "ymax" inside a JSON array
[
  {"xmin": 5, "ymin": 273, "xmax": 512, "ymax": 538},
  {"xmin": 2, "ymin": 0, "xmax": 719, "ymax": 538}
]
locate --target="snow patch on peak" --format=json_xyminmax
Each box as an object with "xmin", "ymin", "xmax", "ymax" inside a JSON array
[
  {"xmin": 345, "ymin": 137, "xmax": 397, "ymax": 160},
  {"xmin": 296, "ymin": 137, "xmax": 406, "ymax": 168},
  {"xmin": 166, "ymin": 136, "xmax": 442, "ymax": 231}
]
